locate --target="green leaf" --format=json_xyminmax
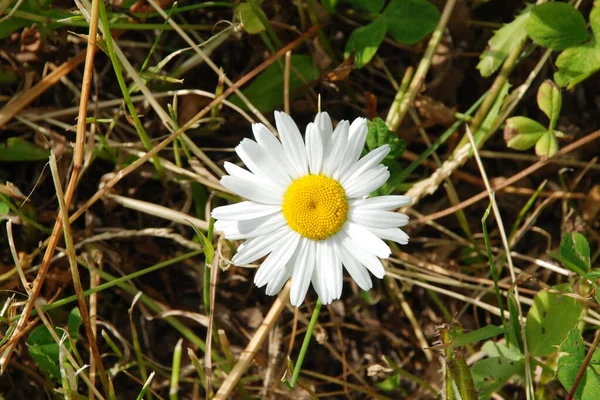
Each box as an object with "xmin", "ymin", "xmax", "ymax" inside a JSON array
[
  {"xmin": 234, "ymin": 3, "xmax": 266, "ymax": 34},
  {"xmin": 537, "ymin": 80, "xmax": 561, "ymax": 129},
  {"xmin": 471, "ymin": 356, "xmax": 525, "ymax": 398},
  {"xmin": 376, "ymin": 373, "xmax": 402, "ymax": 391},
  {"xmin": 382, "ymin": 0, "xmax": 440, "ymax": 45},
  {"xmin": 0, "ymin": 137, "xmax": 50, "ymax": 161},
  {"xmin": 344, "ymin": 17, "xmax": 387, "ymax": 69},
  {"xmin": 560, "ymin": 232, "xmax": 591, "ymax": 275},
  {"xmin": 477, "ymin": 8, "xmax": 530, "ymax": 77},
  {"xmin": 229, "ymin": 55, "xmax": 319, "ymax": 113},
  {"xmin": 447, "ymin": 325, "xmax": 504, "ymax": 349},
  {"xmin": 347, "ymin": 0, "xmax": 384, "ymax": 13},
  {"xmin": 535, "ymin": 131, "xmax": 558, "ymax": 157},
  {"xmin": 527, "ymin": 2, "xmax": 589, "ymax": 50},
  {"xmin": 27, "ymin": 325, "xmax": 70, "ymax": 378},
  {"xmin": 192, "ymin": 226, "xmax": 214, "ymax": 265},
  {"xmin": 366, "ymin": 118, "xmax": 406, "ymax": 195},
  {"xmin": 558, "ymin": 328, "xmax": 600, "ymax": 400},
  {"xmin": 505, "ymin": 116, "xmax": 547, "ymax": 150},
  {"xmin": 366, "ymin": 117, "xmax": 405, "ymax": 157},
  {"xmin": 68, "ymin": 308, "xmax": 82, "ymax": 343},
  {"xmin": 507, "ymin": 295, "xmax": 524, "ymax": 352},
  {"xmin": 555, "ymin": 3, "xmax": 600, "ymax": 88},
  {"xmin": 525, "ymin": 283, "xmax": 582, "ymax": 357},
  {"xmin": 482, "ymin": 341, "xmax": 523, "ymax": 361}
]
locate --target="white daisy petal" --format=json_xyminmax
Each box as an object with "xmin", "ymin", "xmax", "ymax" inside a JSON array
[
  {"xmin": 322, "ymin": 120, "xmax": 349, "ymax": 176},
  {"xmin": 340, "ymin": 145, "xmax": 390, "ymax": 186},
  {"xmin": 333, "ymin": 118, "xmax": 368, "ymax": 179},
  {"xmin": 322, "ymin": 238, "xmax": 343, "ymax": 302},
  {"xmin": 265, "ymin": 263, "xmax": 294, "ymax": 296},
  {"xmin": 344, "ymin": 222, "xmax": 391, "ymax": 258},
  {"xmin": 237, "ymin": 139, "xmax": 291, "ymax": 188},
  {"xmin": 274, "ymin": 111, "xmax": 308, "ymax": 178},
  {"xmin": 305, "ymin": 123, "xmax": 324, "ymax": 174},
  {"xmin": 340, "ymin": 233, "xmax": 386, "ymax": 278},
  {"xmin": 252, "ymin": 123, "xmax": 297, "ymax": 178},
  {"xmin": 344, "ymin": 166, "xmax": 390, "ymax": 198},
  {"xmin": 211, "ymin": 201, "xmax": 280, "ymax": 221},
  {"xmin": 222, "ymin": 161, "xmax": 283, "ymax": 193},
  {"xmin": 348, "ymin": 209, "xmax": 409, "ymax": 229},
  {"xmin": 351, "ymin": 195, "xmax": 412, "ymax": 211},
  {"xmin": 221, "ymin": 175, "xmax": 282, "ymax": 205},
  {"xmin": 220, "ymin": 213, "xmax": 287, "ymax": 240},
  {"xmin": 314, "ymin": 111, "xmax": 333, "ymax": 136},
  {"xmin": 232, "ymin": 227, "xmax": 290, "ymax": 265},
  {"xmin": 290, "ymin": 239, "xmax": 316, "ymax": 306},
  {"xmin": 254, "ymin": 231, "xmax": 301, "ymax": 287},
  {"xmin": 366, "ymin": 226, "xmax": 410, "ymax": 245},
  {"xmin": 334, "ymin": 234, "xmax": 372, "ymax": 291}
]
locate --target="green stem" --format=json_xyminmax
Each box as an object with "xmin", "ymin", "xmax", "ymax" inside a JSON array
[
  {"xmin": 287, "ymin": 300, "xmax": 322, "ymax": 388},
  {"xmin": 97, "ymin": 0, "xmax": 164, "ymax": 175}
]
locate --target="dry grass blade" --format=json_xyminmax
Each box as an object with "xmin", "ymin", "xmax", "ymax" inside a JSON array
[{"xmin": 214, "ymin": 283, "xmax": 291, "ymax": 400}]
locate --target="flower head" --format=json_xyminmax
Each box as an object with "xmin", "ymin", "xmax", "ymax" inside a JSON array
[{"xmin": 212, "ymin": 111, "xmax": 411, "ymax": 306}]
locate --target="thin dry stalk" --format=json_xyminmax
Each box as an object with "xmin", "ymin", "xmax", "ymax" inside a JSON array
[
  {"xmin": 49, "ymin": 152, "xmax": 109, "ymax": 392},
  {"xmin": 464, "ymin": 126, "xmax": 533, "ymax": 399},
  {"xmin": 214, "ymin": 283, "xmax": 291, "ymax": 400},
  {"xmin": 0, "ymin": 0, "xmax": 101, "ymax": 369},
  {"xmin": 417, "ymin": 129, "xmax": 600, "ymax": 225}
]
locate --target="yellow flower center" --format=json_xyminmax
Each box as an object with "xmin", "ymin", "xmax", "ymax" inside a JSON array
[{"xmin": 282, "ymin": 174, "xmax": 348, "ymax": 241}]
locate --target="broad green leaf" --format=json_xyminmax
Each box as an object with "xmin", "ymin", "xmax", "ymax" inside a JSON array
[
  {"xmin": 347, "ymin": 0, "xmax": 384, "ymax": 13},
  {"xmin": 560, "ymin": 232, "xmax": 591, "ymax": 275},
  {"xmin": 366, "ymin": 117, "xmax": 405, "ymax": 157},
  {"xmin": 0, "ymin": 137, "xmax": 50, "ymax": 161},
  {"xmin": 382, "ymin": 0, "xmax": 440, "ymax": 45},
  {"xmin": 367, "ymin": 118, "xmax": 406, "ymax": 196},
  {"xmin": 554, "ymin": 39, "xmax": 600, "ymax": 88},
  {"xmin": 344, "ymin": 17, "xmax": 387, "ymax": 69},
  {"xmin": 235, "ymin": 3, "xmax": 266, "ymax": 34},
  {"xmin": 482, "ymin": 341, "xmax": 523, "ymax": 361},
  {"xmin": 229, "ymin": 55, "xmax": 319, "ymax": 113},
  {"xmin": 558, "ymin": 328, "xmax": 600, "ymax": 400},
  {"xmin": 477, "ymin": 9, "xmax": 530, "ymax": 77},
  {"xmin": 505, "ymin": 116, "xmax": 546, "ymax": 150},
  {"xmin": 537, "ymin": 80, "xmax": 561, "ymax": 129},
  {"xmin": 471, "ymin": 356, "xmax": 525, "ymax": 398},
  {"xmin": 535, "ymin": 131, "xmax": 558, "ymax": 157},
  {"xmin": 555, "ymin": 3, "xmax": 600, "ymax": 88},
  {"xmin": 27, "ymin": 325, "xmax": 70, "ymax": 378},
  {"xmin": 525, "ymin": 283, "xmax": 582, "ymax": 357},
  {"xmin": 527, "ymin": 2, "xmax": 589, "ymax": 50}
]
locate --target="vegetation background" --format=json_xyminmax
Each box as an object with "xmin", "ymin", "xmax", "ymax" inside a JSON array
[{"xmin": 0, "ymin": 0, "xmax": 599, "ymax": 399}]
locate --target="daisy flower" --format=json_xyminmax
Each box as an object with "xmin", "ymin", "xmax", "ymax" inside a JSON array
[{"xmin": 212, "ymin": 111, "xmax": 411, "ymax": 306}]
